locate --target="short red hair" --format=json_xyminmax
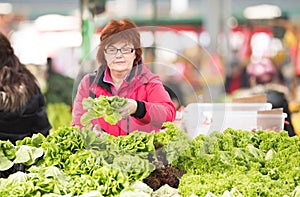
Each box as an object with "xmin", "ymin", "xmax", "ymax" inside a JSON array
[{"xmin": 97, "ymin": 19, "xmax": 142, "ymax": 66}]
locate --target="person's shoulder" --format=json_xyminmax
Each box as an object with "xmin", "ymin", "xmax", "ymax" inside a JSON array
[
  {"xmin": 140, "ymin": 69, "xmax": 162, "ymax": 84},
  {"xmin": 79, "ymin": 73, "xmax": 92, "ymax": 82},
  {"xmin": 264, "ymin": 83, "xmax": 290, "ymax": 99}
]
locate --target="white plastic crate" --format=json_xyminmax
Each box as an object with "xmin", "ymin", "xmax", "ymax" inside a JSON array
[
  {"xmin": 182, "ymin": 103, "xmax": 273, "ymax": 138},
  {"xmin": 257, "ymin": 113, "xmax": 287, "ymax": 132}
]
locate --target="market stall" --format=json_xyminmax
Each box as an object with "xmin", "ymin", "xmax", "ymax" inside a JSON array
[
  {"xmin": 1, "ymin": 121, "xmax": 300, "ymax": 196},
  {"xmin": 1, "ymin": 94, "xmax": 299, "ymax": 196}
]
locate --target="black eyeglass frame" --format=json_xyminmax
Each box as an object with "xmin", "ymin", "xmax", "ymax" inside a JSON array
[{"xmin": 104, "ymin": 47, "xmax": 135, "ymax": 55}]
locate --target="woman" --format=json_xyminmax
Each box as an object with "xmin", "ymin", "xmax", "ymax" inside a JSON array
[
  {"xmin": 72, "ymin": 19, "xmax": 176, "ymax": 136},
  {"xmin": 0, "ymin": 32, "xmax": 51, "ymax": 144}
]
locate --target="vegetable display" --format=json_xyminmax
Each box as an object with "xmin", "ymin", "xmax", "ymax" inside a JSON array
[
  {"xmin": 1, "ymin": 122, "xmax": 300, "ymax": 196},
  {"xmin": 46, "ymin": 102, "xmax": 72, "ymax": 132},
  {"xmin": 174, "ymin": 129, "xmax": 300, "ymax": 197}
]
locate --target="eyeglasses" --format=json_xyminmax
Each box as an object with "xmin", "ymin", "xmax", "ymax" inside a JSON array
[{"xmin": 104, "ymin": 47, "xmax": 135, "ymax": 55}]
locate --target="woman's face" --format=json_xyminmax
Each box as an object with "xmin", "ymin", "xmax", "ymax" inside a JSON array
[{"xmin": 104, "ymin": 42, "xmax": 136, "ymax": 75}]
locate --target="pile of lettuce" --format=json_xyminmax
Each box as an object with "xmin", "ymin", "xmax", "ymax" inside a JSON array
[
  {"xmin": 80, "ymin": 96, "xmax": 128, "ymax": 128},
  {"xmin": 0, "ymin": 122, "xmax": 189, "ymax": 196},
  {"xmin": 46, "ymin": 102, "xmax": 72, "ymax": 131},
  {"xmin": 173, "ymin": 129, "xmax": 300, "ymax": 197},
  {"xmin": 2, "ymin": 122, "xmax": 300, "ymax": 196}
]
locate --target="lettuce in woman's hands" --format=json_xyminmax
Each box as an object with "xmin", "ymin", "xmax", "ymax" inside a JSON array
[{"xmin": 80, "ymin": 96, "xmax": 128, "ymax": 128}]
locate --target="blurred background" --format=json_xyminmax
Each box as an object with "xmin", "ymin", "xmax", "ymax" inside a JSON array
[{"xmin": 1, "ymin": 0, "xmax": 300, "ymax": 133}]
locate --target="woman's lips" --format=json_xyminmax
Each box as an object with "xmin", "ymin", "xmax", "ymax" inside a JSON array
[{"xmin": 114, "ymin": 61, "xmax": 125, "ymax": 64}]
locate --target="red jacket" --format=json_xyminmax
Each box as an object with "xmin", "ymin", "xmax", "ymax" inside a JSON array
[{"xmin": 71, "ymin": 62, "xmax": 176, "ymax": 136}]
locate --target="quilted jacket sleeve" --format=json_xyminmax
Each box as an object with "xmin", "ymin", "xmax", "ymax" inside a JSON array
[{"xmin": 71, "ymin": 74, "xmax": 90, "ymax": 128}]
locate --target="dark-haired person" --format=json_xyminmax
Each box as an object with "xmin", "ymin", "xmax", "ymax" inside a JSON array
[
  {"xmin": 237, "ymin": 57, "xmax": 296, "ymax": 136},
  {"xmin": 0, "ymin": 32, "xmax": 51, "ymax": 144},
  {"xmin": 71, "ymin": 19, "xmax": 176, "ymax": 136}
]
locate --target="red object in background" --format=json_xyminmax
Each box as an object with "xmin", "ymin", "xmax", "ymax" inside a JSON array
[
  {"xmin": 290, "ymin": 45, "xmax": 300, "ymax": 75},
  {"xmin": 235, "ymin": 26, "xmax": 252, "ymax": 62},
  {"xmin": 234, "ymin": 25, "xmax": 273, "ymax": 63},
  {"xmin": 227, "ymin": 76, "xmax": 242, "ymax": 94}
]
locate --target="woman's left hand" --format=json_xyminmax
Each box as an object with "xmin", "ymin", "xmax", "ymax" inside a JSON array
[
  {"xmin": 118, "ymin": 99, "xmax": 137, "ymax": 117},
  {"xmin": 92, "ymin": 124, "xmax": 103, "ymax": 137}
]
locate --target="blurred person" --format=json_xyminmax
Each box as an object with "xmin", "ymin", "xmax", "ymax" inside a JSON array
[
  {"xmin": 247, "ymin": 58, "xmax": 278, "ymax": 87},
  {"xmin": 238, "ymin": 57, "xmax": 295, "ymax": 136},
  {"xmin": 45, "ymin": 57, "xmax": 74, "ymax": 106},
  {"xmin": 163, "ymin": 79, "xmax": 185, "ymax": 110},
  {"xmin": 0, "ymin": 32, "xmax": 52, "ymax": 144},
  {"xmin": 71, "ymin": 19, "xmax": 176, "ymax": 136},
  {"xmin": 225, "ymin": 61, "xmax": 250, "ymax": 94}
]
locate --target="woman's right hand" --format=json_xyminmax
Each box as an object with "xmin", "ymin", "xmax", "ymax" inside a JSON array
[{"xmin": 118, "ymin": 99, "xmax": 137, "ymax": 117}]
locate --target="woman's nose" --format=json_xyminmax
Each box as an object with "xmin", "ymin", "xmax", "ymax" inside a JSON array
[{"xmin": 115, "ymin": 50, "xmax": 123, "ymax": 57}]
